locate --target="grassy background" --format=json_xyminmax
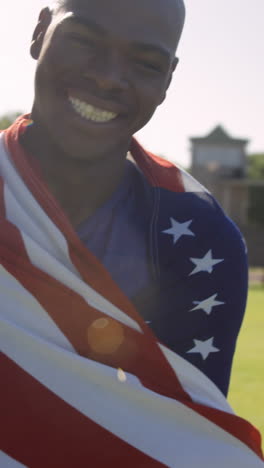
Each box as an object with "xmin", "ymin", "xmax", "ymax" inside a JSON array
[{"xmin": 228, "ymin": 285, "xmax": 264, "ymax": 448}]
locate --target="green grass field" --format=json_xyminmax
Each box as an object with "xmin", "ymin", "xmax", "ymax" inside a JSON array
[{"xmin": 228, "ymin": 285, "xmax": 264, "ymax": 447}]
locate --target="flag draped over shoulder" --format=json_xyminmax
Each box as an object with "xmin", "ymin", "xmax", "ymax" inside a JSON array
[{"xmin": 0, "ymin": 117, "xmax": 263, "ymax": 467}]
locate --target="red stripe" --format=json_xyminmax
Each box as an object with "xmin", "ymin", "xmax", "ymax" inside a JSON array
[
  {"xmin": 1, "ymin": 353, "xmax": 167, "ymax": 468},
  {"xmin": 0, "ymin": 178, "xmax": 6, "ymax": 218},
  {"xmin": 186, "ymin": 399, "xmax": 263, "ymax": 460},
  {"xmin": 130, "ymin": 138, "xmax": 185, "ymax": 193}
]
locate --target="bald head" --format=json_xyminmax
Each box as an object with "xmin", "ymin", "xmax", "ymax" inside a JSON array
[
  {"xmin": 49, "ymin": 0, "xmax": 185, "ymax": 52},
  {"xmin": 50, "ymin": 0, "xmax": 185, "ymax": 13}
]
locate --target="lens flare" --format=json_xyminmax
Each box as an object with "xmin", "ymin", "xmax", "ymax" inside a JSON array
[{"xmin": 87, "ymin": 318, "xmax": 124, "ymax": 355}]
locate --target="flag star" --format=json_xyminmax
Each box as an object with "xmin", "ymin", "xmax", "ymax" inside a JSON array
[
  {"xmin": 189, "ymin": 249, "xmax": 224, "ymax": 276},
  {"xmin": 190, "ymin": 293, "xmax": 225, "ymax": 315},
  {"xmin": 162, "ymin": 218, "xmax": 195, "ymax": 245},
  {"xmin": 187, "ymin": 337, "xmax": 220, "ymax": 360}
]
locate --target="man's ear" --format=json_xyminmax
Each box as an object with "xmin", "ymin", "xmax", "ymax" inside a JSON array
[
  {"xmin": 168, "ymin": 56, "xmax": 179, "ymax": 88},
  {"xmin": 30, "ymin": 8, "xmax": 52, "ymax": 60},
  {"xmin": 159, "ymin": 56, "xmax": 179, "ymax": 105}
]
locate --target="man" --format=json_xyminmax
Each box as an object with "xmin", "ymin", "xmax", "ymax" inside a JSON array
[{"xmin": 0, "ymin": 0, "xmax": 263, "ymax": 466}]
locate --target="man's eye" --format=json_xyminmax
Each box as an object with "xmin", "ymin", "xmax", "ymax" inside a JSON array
[
  {"xmin": 68, "ymin": 34, "xmax": 95, "ymax": 47},
  {"xmin": 136, "ymin": 61, "xmax": 163, "ymax": 73}
]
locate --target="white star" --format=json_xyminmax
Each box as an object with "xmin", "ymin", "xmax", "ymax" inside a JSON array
[
  {"xmin": 162, "ymin": 218, "xmax": 195, "ymax": 245},
  {"xmin": 189, "ymin": 249, "xmax": 224, "ymax": 276},
  {"xmin": 187, "ymin": 337, "xmax": 220, "ymax": 360},
  {"xmin": 190, "ymin": 293, "xmax": 225, "ymax": 315}
]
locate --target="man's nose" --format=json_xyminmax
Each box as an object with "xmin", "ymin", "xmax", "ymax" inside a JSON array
[{"xmin": 84, "ymin": 50, "xmax": 129, "ymax": 91}]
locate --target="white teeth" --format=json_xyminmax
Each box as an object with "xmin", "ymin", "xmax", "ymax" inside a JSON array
[{"xmin": 69, "ymin": 96, "xmax": 118, "ymax": 122}]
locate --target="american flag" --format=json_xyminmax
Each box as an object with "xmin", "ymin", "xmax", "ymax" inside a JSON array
[
  {"xmin": 0, "ymin": 117, "xmax": 263, "ymax": 467},
  {"xmin": 131, "ymin": 142, "xmax": 249, "ymax": 397}
]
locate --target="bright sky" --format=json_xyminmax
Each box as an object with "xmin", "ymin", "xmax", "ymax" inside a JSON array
[{"xmin": 0, "ymin": 0, "xmax": 263, "ymax": 167}]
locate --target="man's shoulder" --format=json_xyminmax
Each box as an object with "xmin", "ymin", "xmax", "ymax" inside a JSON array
[
  {"xmin": 131, "ymin": 140, "xmax": 246, "ymax": 256},
  {"xmin": 131, "ymin": 139, "xmax": 211, "ymax": 195},
  {"xmin": 141, "ymin": 151, "xmax": 245, "ymax": 248},
  {"xmin": 157, "ymin": 169, "xmax": 244, "ymax": 246}
]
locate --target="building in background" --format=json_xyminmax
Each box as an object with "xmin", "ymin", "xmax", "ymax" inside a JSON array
[{"xmin": 190, "ymin": 126, "xmax": 264, "ymax": 266}]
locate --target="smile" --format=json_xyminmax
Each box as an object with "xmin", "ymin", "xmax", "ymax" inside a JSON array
[{"xmin": 68, "ymin": 96, "xmax": 118, "ymax": 123}]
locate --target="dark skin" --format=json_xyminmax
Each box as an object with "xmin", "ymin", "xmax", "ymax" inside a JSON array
[{"xmin": 21, "ymin": 0, "xmax": 185, "ymax": 227}]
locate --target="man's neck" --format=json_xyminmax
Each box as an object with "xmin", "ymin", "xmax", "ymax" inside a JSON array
[{"xmin": 19, "ymin": 124, "xmax": 129, "ymax": 228}]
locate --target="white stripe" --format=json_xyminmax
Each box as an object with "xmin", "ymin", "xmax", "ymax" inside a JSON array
[
  {"xmin": 159, "ymin": 344, "xmax": 233, "ymax": 413},
  {"xmin": 0, "ymin": 135, "xmax": 77, "ymax": 276},
  {"xmin": 0, "ymin": 264, "xmax": 74, "ymax": 352},
  {"xmin": 0, "ymin": 451, "xmax": 27, "ymax": 468},
  {"xmin": 21, "ymin": 230, "xmax": 142, "ymax": 332},
  {"xmin": 180, "ymin": 166, "xmax": 210, "ymax": 193},
  {"xmin": 1, "ymin": 321, "xmax": 263, "ymax": 468},
  {"xmin": 0, "ymin": 137, "xmax": 141, "ymax": 333}
]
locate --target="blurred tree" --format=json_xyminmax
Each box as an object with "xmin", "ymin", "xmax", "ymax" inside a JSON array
[
  {"xmin": 0, "ymin": 112, "xmax": 22, "ymax": 130},
  {"xmin": 247, "ymin": 153, "xmax": 264, "ymax": 180}
]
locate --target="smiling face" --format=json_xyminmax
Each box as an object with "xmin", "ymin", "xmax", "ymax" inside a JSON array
[{"xmin": 30, "ymin": 0, "xmax": 185, "ymax": 160}]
